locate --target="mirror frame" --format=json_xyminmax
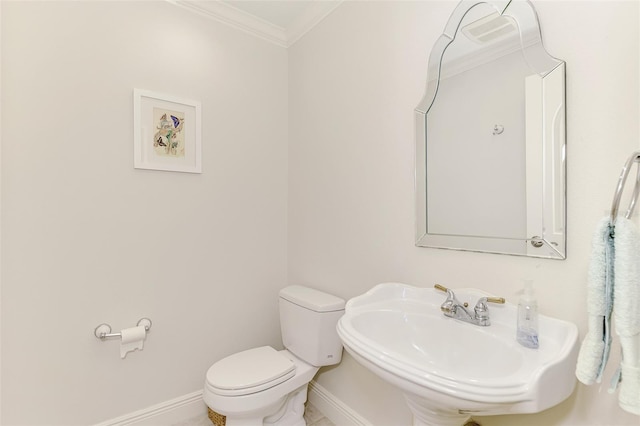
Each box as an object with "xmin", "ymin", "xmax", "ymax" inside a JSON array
[{"xmin": 415, "ymin": 0, "xmax": 566, "ymax": 259}]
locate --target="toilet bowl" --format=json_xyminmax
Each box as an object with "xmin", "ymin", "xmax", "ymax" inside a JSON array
[
  {"xmin": 202, "ymin": 286, "xmax": 345, "ymax": 426},
  {"xmin": 204, "ymin": 347, "xmax": 318, "ymax": 426}
]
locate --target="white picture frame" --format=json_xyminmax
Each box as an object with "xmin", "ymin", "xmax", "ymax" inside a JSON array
[{"xmin": 133, "ymin": 89, "xmax": 202, "ymax": 173}]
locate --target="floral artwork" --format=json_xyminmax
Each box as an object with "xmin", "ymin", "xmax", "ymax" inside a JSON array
[{"xmin": 153, "ymin": 108, "xmax": 185, "ymax": 158}]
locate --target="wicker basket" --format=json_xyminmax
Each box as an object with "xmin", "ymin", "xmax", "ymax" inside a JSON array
[{"xmin": 207, "ymin": 408, "xmax": 226, "ymax": 426}]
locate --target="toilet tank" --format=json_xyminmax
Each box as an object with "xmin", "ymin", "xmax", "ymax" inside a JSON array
[{"xmin": 279, "ymin": 286, "xmax": 345, "ymax": 367}]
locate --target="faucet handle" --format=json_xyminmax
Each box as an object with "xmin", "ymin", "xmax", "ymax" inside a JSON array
[
  {"xmin": 475, "ymin": 296, "xmax": 505, "ymax": 309},
  {"xmin": 473, "ymin": 296, "xmax": 505, "ymax": 326},
  {"xmin": 434, "ymin": 284, "xmax": 457, "ymax": 301},
  {"xmin": 434, "ymin": 284, "xmax": 457, "ymax": 314},
  {"xmin": 435, "ymin": 285, "xmax": 504, "ymax": 304},
  {"xmin": 434, "ymin": 283, "xmax": 449, "ymax": 293}
]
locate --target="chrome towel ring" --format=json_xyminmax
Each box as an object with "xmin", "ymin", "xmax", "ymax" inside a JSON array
[{"xmin": 610, "ymin": 151, "xmax": 640, "ymax": 224}]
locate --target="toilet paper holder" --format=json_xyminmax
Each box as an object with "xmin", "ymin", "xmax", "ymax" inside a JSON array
[{"xmin": 94, "ymin": 318, "xmax": 152, "ymax": 340}]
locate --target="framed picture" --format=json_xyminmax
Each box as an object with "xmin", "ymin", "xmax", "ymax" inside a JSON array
[{"xmin": 133, "ymin": 89, "xmax": 202, "ymax": 173}]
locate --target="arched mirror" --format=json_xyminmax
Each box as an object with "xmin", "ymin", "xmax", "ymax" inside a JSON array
[{"xmin": 415, "ymin": 0, "xmax": 566, "ymax": 259}]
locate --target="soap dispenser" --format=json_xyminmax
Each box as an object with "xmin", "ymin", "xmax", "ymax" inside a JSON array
[{"xmin": 516, "ymin": 279, "xmax": 539, "ymax": 349}]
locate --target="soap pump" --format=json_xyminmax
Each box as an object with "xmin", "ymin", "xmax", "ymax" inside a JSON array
[{"xmin": 516, "ymin": 279, "xmax": 539, "ymax": 349}]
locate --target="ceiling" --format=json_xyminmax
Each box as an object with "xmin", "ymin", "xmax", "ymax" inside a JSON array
[{"xmin": 171, "ymin": 0, "xmax": 343, "ymax": 47}]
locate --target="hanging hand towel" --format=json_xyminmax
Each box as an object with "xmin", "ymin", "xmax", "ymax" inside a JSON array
[
  {"xmin": 612, "ymin": 218, "xmax": 640, "ymax": 415},
  {"xmin": 576, "ymin": 217, "xmax": 615, "ymax": 385}
]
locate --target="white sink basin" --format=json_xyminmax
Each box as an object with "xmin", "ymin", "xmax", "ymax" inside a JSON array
[{"xmin": 337, "ymin": 283, "xmax": 579, "ymax": 426}]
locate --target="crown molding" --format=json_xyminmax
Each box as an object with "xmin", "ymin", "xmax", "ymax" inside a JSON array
[
  {"xmin": 170, "ymin": 0, "xmax": 288, "ymax": 47},
  {"xmin": 285, "ymin": 1, "xmax": 343, "ymax": 47},
  {"xmin": 169, "ymin": 0, "xmax": 342, "ymax": 48}
]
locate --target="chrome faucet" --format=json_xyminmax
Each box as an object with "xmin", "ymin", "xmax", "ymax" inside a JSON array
[{"xmin": 434, "ymin": 284, "xmax": 505, "ymax": 326}]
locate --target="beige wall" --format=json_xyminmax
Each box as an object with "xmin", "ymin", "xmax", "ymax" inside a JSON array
[
  {"xmin": 2, "ymin": 1, "xmax": 640, "ymax": 425},
  {"xmin": 1, "ymin": 1, "xmax": 288, "ymax": 424},
  {"xmin": 289, "ymin": 1, "xmax": 640, "ymax": 425}
]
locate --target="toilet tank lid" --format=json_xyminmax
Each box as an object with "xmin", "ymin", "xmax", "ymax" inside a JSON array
[{"xmin": 279, "ymin": 286, "xmax": 345, "ymax": 312}]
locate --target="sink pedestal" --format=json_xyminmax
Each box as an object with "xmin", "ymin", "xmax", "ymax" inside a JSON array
[{"xmin": 405, "ymin": 393, "xmax": 470, "ymax": 426}]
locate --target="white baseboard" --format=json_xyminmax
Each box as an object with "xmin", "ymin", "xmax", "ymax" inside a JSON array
[
  {"xmin": 93, "ymin": 390, "xmax": 208, "ymax": 426},
  {"xmin": 93, "ymin": 381, "xmax": 368, "ymax": 426},
  {"xmin": 308, "ymin": 380, "xmax": 372, "ymax": 426}
]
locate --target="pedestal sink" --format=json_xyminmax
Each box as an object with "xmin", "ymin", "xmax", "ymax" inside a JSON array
[{"xmin": 336, "ymin": 283, "xmax": 579, "ymax": 426}]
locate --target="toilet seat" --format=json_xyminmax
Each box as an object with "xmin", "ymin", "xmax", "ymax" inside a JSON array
[{"xmin": 206, "ymin": 346, "xmax": 296, "ymax": 396}]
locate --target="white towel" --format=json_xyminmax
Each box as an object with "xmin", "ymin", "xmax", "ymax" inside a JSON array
[
  {"xmin": 612, "ymin": 218, "xmax": 640, "ymax": 415},
  {"xmin": 576, "ymin": 217, "xmax": 615, "ymax": 385}
]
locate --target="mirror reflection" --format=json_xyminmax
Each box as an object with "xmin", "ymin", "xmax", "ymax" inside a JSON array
[{"xmin": 415, "ymin": 0, "xmax": 566, "ymax": 259}]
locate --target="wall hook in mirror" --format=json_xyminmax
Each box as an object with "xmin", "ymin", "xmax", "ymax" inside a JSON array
[{"xmin": 492, "ymin": 124, "xmax": 504, "ymax": 135}]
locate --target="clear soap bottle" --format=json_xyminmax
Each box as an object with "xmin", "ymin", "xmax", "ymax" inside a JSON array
[{"xmin": 516, "ymin": 279, "xmax": 539, "ymax": 349}]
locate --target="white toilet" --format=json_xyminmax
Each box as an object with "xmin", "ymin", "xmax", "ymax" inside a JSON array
[{"xmin": 203, "ymin": 285, "xmax": 345, "ymax": 426}]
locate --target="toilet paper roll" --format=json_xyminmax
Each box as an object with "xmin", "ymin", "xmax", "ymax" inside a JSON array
[{"xmin": 120, "ymin": 325, "xmax": 147, "ymax": 359}]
